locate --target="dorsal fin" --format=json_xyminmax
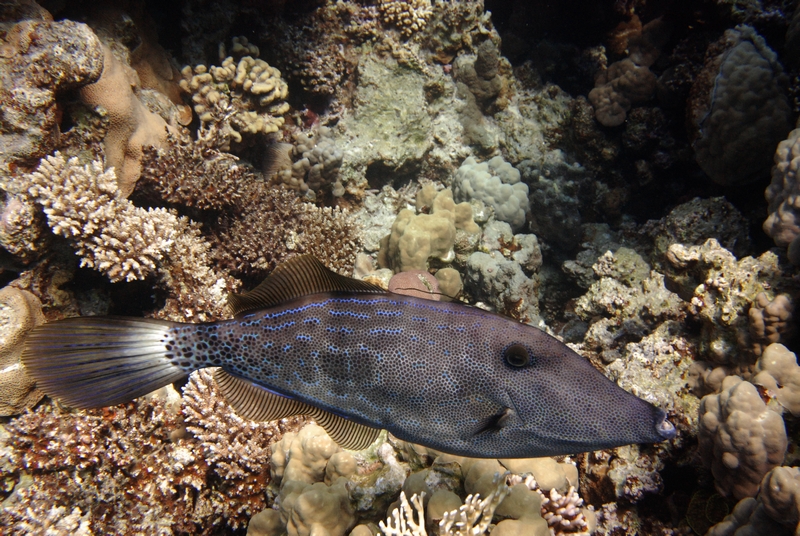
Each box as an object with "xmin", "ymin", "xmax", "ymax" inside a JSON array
[
  {"xmin": 227, "ymin": 254, "xmax": 386, "ymax": 317},
  {"xmin": 213, "ymin": 370, "xmax": 382, "ymax": 451}
]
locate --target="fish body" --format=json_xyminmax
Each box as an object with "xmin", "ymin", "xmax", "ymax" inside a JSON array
[{"xmin": 22, "ymin": 255, "xmax": 675, "ymax": 458}]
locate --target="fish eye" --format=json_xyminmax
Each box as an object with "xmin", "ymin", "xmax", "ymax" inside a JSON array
[{"xmin": 503, "ymin": 343, "xmax": 530, "ymax": 368}]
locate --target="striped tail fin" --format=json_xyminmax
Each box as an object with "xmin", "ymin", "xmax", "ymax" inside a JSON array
[{"xmin": 21, "ymin": 316, "xmax": 187, "ymax": 409}]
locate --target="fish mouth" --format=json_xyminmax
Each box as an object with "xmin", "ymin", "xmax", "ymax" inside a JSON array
[{"xmin": 655, "ymin": 409, "xmax": 676, "ymax": 440}]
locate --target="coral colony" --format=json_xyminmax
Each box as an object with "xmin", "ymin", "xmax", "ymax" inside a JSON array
[{"xmin": 1, "ymin": 1, "xmax": 800, "ymax": 535}]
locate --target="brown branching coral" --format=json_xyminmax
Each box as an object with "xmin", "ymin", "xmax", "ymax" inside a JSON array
[
  {"xmin": 210, "ymin": 186, "xmax": 361, "ymax": 281},
  {"xmin": 135, "ymin": 133, "xmax": 362, "ymax": 283},
  {"xmin": 378, "ymin": 0, "xmax": 433, "ymax": 39},
  {"xmin": 136, "ymin": 130, "xmax": 252, "ymax": 212},
  {"xmin": 0, "ymin": 372, "xmax": 305, "ymax": 534},
  {"xmin": 182, "ymin": 369, "xmax": 308, "ymax": 526}
]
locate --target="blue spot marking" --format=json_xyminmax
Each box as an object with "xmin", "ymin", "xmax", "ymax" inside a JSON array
[
  {"xmin": 304, "ymin": 317, "xmax": 320, "ymax": 324},
  {"xmin": 369, "ymin": 327, "xmax": 403, "ymax": 335},
  {"xmin": 283, "ymin": 344, "xmax": 292, "ymax": 352},
  {"xmin": 296, "ymin": 334, "xmax": 312, "ymax": 342},
  {"xmin": 441, "ymin": 372, "xmax": 458, "ymax": 388},
  {"xmin": 262, "ymin": 321, "xmax": 296, "ymax": 332}
]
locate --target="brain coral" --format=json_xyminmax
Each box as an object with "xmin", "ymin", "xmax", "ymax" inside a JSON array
[
  {"xmin": 689, "ymin": 25, "xmax": 791, "ymax": 186},
  {"xmin": 453, "ymin": 156, "xmax": 529, "ymax": 230}
]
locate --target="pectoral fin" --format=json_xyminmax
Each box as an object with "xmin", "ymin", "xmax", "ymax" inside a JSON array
[
  {"xmin": 472, "ymin": 407, "xmax": 516, "ymax": 437},
  {"xmin": 213, "ymin": 370, "xmax": 382, "ymax": 451}
]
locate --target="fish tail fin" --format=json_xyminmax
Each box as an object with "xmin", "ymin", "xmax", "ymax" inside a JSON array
[{"xmin": 21, "ymin": 316, "xmax": 187, "ymax": 409}]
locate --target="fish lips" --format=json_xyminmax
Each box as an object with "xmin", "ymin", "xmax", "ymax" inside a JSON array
[{"xmin": 655, "ymin": 408, "xmax": 677, "ymax": 440}]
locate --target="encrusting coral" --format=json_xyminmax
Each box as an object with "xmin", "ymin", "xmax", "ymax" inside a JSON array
[
  {"xmin": 0, "ymin": 16, "xmax": 103, "ymax": 171},
  {"xmin": 0, "ymin": 284, "xmax": 44, "ymax": 416}
]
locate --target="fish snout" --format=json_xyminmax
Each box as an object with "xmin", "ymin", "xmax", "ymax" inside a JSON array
[{"xmin": 655, "ymin": 409, "xmax": 676, "ymax": 440}]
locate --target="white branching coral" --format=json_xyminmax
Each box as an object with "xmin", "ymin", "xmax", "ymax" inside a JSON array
[
  {"xmin": 440, "ymin": 475, "xmax": 511, "ymax": 536},
  {"xmin": 24, "ymin": 154, "xmax": 178, "ymax": 282},
  {"xmin": 540, "ymin": 486, "xmax": 592, "ymax": 536},
  {"xmin": 17, "ymin": 153, "xmax": 234, "ymax": 321},
  {"xmin": 380, "ymin": 491, "xmax": 428, "ymax": 536}
]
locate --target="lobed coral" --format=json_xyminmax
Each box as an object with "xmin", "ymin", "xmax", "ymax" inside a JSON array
[
  {"xmin": 587, "ymin": 16, "xmax": 670, "ymax": 127},
  {"xmin": 275, "ymin": 126, "xmax": 344, "ymax": 198},
  {"xmin": 180, "ymin": 55, "xmax": 289, "ymax": 150},
  {"xmin": 378, "ymin": 186, "xmax": 479, "ymax": 273},
  {"xmin": 698, "ymin": 375, "xmax": 788, "ymax": 500},
  {"xmin": 764, "ymin": 127, "xmax": 800, "ymax": 260},
  {"xmin": 748, "ymin": 292, "xmax": 793, "ymax": 356},
  {"xmin": 688, "ymin": 25, "xmax": 792, "ymax": 186},
  {"xmin": 452, "ymin": 156, "xmax": 528, "ymax": 231},
  {"xmin": 707, "ymin": 465, "xmax": 800, "ymax": 535},
  {"xmin": 753, "ymin": 343, "xmax": 800, "ymax": 416}
]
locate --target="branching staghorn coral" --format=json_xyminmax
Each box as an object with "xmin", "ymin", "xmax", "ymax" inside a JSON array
[
  {"xmin": 15, "ymin": 152, "xmax": 235, "ymax": 321},
  {"xmin": 136, "ymin": 130, "xmax": 251, "ymax": 212}
]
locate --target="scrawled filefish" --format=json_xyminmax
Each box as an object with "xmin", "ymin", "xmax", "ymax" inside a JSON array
[{"xmin": 22, "ymin": 255, "xmax": 675, "ymax": 457}]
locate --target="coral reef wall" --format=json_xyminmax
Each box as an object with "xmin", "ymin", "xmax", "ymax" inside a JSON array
[{"xmin": 2, "ymin": 0, "xmax": 800, "ymax": 535}]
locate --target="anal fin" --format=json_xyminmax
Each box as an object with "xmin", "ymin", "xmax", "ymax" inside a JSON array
[{"xmin": 213, "ymin": 370, "xmax": 382, "ymax": 451}]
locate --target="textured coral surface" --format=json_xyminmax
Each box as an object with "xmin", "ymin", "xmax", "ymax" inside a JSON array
[{"xmin": 3, "ymin": 0, "xmax": 800, "ymax": 535}]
